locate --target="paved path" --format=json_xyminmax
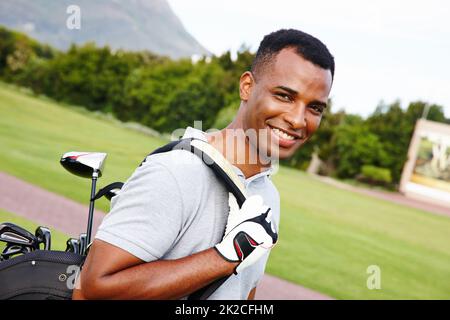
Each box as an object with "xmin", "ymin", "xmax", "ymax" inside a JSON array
[
  {"xmin": 0, "ymin": 172, "xmax": 105, "ymax": 238},
  {"xmin": 0, "ymin": 171, "xmax": 332, "ymax": 300},
  {"xmin": 256, "ymin": 274, "xmax": 332, "ymax": 300}
]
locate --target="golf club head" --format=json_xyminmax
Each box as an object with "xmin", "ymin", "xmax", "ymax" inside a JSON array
[
  {"xmin": 60, "ymin": 152, "xmax": 107, "ymax": 178},
  {"xmin": 66, "ymin": 238, "xmax": 80, "ymax": 254},
  {"xmin": 35, "ymin": 226, "xmax": 51, "ymax": 250},
  {"xmin": 0, "ymin": 222, "xmax": 39, "ymax": 249},
  {"xmin": 78, "ymin": 233, "xmax": 87, "ymax": 256},
  {"xmin": 1, "ymin": 244, "xmax": 33, "ymax": 260}
]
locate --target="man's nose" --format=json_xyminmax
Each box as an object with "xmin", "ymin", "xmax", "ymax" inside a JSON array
[{"xmin": 283, "ymin": 104, "xmax": 307, "ymax": 130}]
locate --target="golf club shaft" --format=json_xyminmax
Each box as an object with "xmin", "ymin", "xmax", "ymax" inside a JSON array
[{"xmin": 86, "ymin": 171, "xmax": 98, "ymax": 249}]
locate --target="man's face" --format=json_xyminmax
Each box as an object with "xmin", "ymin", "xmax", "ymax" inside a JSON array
[{"xmin": 240, "ymin": 48, "xmax": 333, "ymax": 160}]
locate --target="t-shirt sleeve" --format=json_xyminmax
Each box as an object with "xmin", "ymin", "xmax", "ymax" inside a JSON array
[{"xmin": 95, "ymin": 159, "xmax": 185, "ymax": 262}]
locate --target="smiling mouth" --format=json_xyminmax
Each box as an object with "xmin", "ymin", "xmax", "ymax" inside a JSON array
[{"xmin": 268, "ymin": 125, "xmax": 299, "ymax": 141}]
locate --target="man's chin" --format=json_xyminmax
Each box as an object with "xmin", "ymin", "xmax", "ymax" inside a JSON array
[
  {"xmin": 258, "ymin": 146, "xmax": 294, "ymax": 163},
  {"xmin": 271, "ymin": 140, "xmax": 304, "ymax": 160},
  {"xmin": 255, "ymin": 138, "xmax": 304, "ymax": 163}
]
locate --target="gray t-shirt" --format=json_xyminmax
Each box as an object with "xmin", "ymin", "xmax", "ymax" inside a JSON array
[{"xmin": 95, "ymin": 127, "xmax": 280, "ymax": 299}]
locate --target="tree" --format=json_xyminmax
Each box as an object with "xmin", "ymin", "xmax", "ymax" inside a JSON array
[
  {"xmin": 334, "ymin": 123, "xmax": 388, "ymax": 178},
  {"xmin": 0, "ymin": 26, "xmax": 54, "ymax": 78},
  {"xmin": 366, "ymin": 100, "xmax": 448, "ymax": 183},
  {"xmin": 162, "ymin": 61, "xmax": 226, "ymax": 132}
]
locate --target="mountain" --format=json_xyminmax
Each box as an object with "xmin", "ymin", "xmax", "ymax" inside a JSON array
[{"xmin": 0, "ymin": 0, "xmax": 209, "ymax": 58}]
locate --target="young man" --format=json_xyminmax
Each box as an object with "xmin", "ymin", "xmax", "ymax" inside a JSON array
[{"xmin": 73, "ymin": 29, "xmax": 334, "ymax": 300}]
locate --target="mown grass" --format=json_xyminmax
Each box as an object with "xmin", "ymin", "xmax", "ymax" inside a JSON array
[
  {"xmin": 0, "ymin": 83, "xmax": 166, "ymax": 213},
  {"xmin": 1, "ymin": 83, "xmax": 449, "ymax": 299}
]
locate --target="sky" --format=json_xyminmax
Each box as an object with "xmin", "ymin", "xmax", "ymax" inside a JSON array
[{"xmin": 167, "ymin": 0, "xmax": 450, "ymax": 118}]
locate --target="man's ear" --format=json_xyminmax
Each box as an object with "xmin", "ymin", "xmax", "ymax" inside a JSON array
[{"xmin": 239, "ymin": 71, "xmax": 254, "ymax": 101}]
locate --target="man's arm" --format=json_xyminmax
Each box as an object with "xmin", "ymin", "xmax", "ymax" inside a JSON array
[
  {"xmin": 247, "ymin": 287, "xmax": 256, "ymax": 300},
  {"xmin": 73, "ymin": 239, "xmax": 238, "ymax": 300}
]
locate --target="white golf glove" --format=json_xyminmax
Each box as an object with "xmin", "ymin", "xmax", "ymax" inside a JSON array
[{"xmin": 215, "ymin": 193, "xmax": 278, "ymax": 274}]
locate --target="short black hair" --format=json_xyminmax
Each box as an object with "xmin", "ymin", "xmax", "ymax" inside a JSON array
[{"xmin": 251, "ymin": 29, "xmax": 335, "ymax": 80}]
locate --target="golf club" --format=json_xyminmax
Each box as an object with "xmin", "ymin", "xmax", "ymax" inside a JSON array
[
  {"xmin": 66, "ymin": 238, "xmax": 80, "ymax": 255},
  {"xmin": 60, "ymin": 152, "xmax": 107, "ymax": 251},
  {"xmin": 35, "ymin": 226, "xmax": 51, "ymax": 250},
  {"xmin": 0, "ymin": 222, "xmax": 39, "ymax": 250},
  {"xmin": 1, "ymin": 244, "xmax": 33, "ymax": 260},
  {"xmin": 78, "ymin": 233, "xmax": 87, "ymax": 256}
]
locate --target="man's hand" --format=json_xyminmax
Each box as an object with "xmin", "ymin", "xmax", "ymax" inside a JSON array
[{"xmin": 215, "ymin": 194, "xmax": 278, "ymax": 274}]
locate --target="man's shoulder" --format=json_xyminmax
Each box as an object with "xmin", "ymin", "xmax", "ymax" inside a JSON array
[{"xmin": 141, "ymin": 149, "xmax": 216, "ymax": 183}]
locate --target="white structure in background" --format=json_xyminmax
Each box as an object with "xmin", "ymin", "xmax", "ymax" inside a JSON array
[{"xmin": 400, "ymin": 119, "xmax": 450, "ymax": 208}]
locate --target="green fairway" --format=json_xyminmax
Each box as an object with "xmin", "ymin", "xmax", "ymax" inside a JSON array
[
  {"xmin": 0, "ymin": 210, "xmax": 68, "ymax": 252},
  {"xmin": 0, "ymin": 83, "xmax": 166, "ymax": 213},
  {"xmin": 1, "ymin": 83, "xmax": 450, "ymax": 299},
  {"xmin": 269, "ymin": 167, "xmax": 450, "ymax": 299}
]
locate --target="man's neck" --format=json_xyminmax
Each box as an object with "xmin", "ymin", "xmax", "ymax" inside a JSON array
[{"xmin": 206, "ymin": 126, "xmax": 271, "ymax": 179}]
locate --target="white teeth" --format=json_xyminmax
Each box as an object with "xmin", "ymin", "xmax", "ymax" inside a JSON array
[{"xmin": 272, "ymin": 127, "xmax": 295, "ymax": 140}]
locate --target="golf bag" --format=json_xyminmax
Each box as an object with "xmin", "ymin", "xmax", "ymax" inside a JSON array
[
  {"xmin": 0, "ymin": 250, "xmax": 84, "ymax": 300},
  {"xmin": 0, "ymin": 138, "xmax": 246, "ymax": 300}
]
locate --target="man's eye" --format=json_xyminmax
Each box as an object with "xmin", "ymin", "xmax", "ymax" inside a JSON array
[
  {"xmin": 310, "ymin": 105, "xmax": 324, "ymax": 114},
  {"xmin": 275, "ymin": 93, "xmax": 292, "ymax": 102}
]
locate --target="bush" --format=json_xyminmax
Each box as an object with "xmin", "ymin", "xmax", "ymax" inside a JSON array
[
  {"xmin": 334, "ymin": 124, "xmax": 388, "ymax": 178},
  {"xmin": 358, "ymin": 165, "xmax": 392, "ymax": 185}
]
